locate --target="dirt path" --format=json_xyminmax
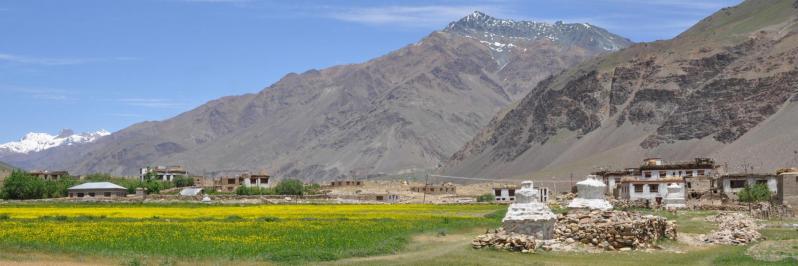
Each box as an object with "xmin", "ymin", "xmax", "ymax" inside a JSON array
[{"xmin": 321, "ymin": 229, "xmax": 482, "ymax": 265}]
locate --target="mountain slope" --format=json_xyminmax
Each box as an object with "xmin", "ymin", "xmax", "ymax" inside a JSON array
[
  {"xmin": 446, "ymin": 0, "xmax": 798, "ymax": 180},
  {"xmin": 2, "ymin": 13, "xmax": 631, "ymax": 179}
]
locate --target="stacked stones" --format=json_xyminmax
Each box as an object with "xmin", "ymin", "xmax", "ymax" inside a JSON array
[
  {"xmin": 703, "ymin": 212, "xmax": 761, "ymax": 245},
  {"xmin": 473, "ymin": 210, "xmax": 677, "ymax": 252},
  {"xmin": 663, "ymin": 183, "xmax": 686, "ymax": 210},
  {"xmin": 568, "ymin": 175, "xmax": 613, "ymax": 211},
  {"xmin": 554, "ymin": 210, "xmax": 677, "ymax": 250},
  {"xmin": 502, "ymin": 181, "xmax": 558, "ymax": 239}
]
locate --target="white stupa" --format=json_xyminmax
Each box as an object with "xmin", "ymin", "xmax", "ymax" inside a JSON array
[
  {"xmin": 663, "ymin": 183, "xmax": 686, "ymax": 209},
  {"xmin": 568, "ymin": 175, "xmax": 613, "ymax": 210},
  {"xmin": 502, "ymin": 181, "xmax": 557, "ymax": 239}
]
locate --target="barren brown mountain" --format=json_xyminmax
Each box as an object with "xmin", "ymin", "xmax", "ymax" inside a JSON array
[
  {"xmin": 446, "ymin": 0, "xmax": 798, "ymax": 181},
  {"xmin": 2, "ymin": 12, "xmax": 630, "ymax": 179}
]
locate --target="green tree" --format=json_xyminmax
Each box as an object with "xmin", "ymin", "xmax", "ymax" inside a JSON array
[
  {"xmin": 1, "ymin": 170, "xmax": 45, "ymax": 200},
  {"xmin": 173, "ymin": 176, "xmax": 194, "ymax": 187},
  {"xmin": 738, "ymin": 183, "xmax": 772, "ymax": 203},
  {"xmin": 83, "ymin": 173, "xmax": 113, "ymax": 182},
  {"xmin": 275, "ymin": 179, "xmax": 304, "ymax": 195},
  {"xmin": 477, "ymin": 193, "xmax": 495, "ymax": 202}
]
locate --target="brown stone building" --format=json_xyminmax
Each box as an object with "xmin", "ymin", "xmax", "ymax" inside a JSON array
[
  {"xmin": 215, "ymin": 172, "xmax": 271, "ymax": 192},
  {"xmin": 411, "ymin": 183, "xmax": 456, "ymax": 194},
  {"xmin": 777, "ymin": 169, "xmax": 798, "ymax": 208},
  {"xmin": 29, "ymin": 170, "xmax": 70, "ymax": 181}
]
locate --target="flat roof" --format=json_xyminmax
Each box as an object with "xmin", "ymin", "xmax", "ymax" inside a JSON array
[{"xmin": 68, "ymin": 182, "xmax": 126, "ymax": 190}]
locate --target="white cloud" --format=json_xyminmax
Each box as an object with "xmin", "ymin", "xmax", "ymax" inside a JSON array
[
  {"xmin": 118, "ymin": 98, "xmax": 185, "ymax": 108},
  {"xmin": 327, "ymin": 5, "xmax": 512, "ymax": 27},
  {"xmin": 0, "ymin": 86, "xmax": 77, "ymax": 101},
  {"xmin": 0, "ymin": 53, "xmax": 137, "ymax": 66}
]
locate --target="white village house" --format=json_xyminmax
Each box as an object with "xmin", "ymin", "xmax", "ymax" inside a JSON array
[{"xmin": 68, "ymin": 182, "xmax": 127, "ymax": 198}]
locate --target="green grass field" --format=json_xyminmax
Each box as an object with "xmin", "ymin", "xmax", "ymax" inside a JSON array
[{"xmin": 0, "ymin": 203, "xmax": 795, "ymax": 265}]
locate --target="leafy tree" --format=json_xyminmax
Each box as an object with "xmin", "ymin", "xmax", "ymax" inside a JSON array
[
  {"xmin": 477, "ymin": 193, "xmax": 495, "ymax": 202},
  {"xmin": 738, "ymin": 183, "xmax": 772, "ymax": 203},
  {"xmin": 173, "ymin": 176, "xmax": 194, "ymax": 187},
  {"xmin": 303, "ymin": 183, "xmax": 322, "ymax": 195},
  {"xmin": 1, "ymin": 170, "xmax": 44, "ymax": 200},
  {"xmin": 275, "ymin": 179, "xmax": 304, "ymax": 195}
]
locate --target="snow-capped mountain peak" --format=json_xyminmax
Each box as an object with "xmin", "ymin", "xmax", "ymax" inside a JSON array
[{"xmin": 0, "ymin": 129, "xmax": 110, "ymax": 154}]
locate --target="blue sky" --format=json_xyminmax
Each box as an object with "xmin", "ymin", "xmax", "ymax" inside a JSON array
[{"xmin": 0, "ymin": 0, "xmax": 741, "ymax": 142}]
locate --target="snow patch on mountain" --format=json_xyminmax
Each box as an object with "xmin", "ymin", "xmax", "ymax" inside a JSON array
[{"xmin": 0, "ymin": 129, "xmax": 110, "ymax": 154}]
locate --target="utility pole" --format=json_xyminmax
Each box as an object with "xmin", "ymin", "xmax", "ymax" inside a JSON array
[{"xmin": 422, "ymin": 174, "xmax": 429, "ymax": 204}]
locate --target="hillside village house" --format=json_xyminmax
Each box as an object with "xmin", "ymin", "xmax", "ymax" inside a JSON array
[
  {"xmin": 411, "ymin": 183, "xmax": 456, "ymax": 194},
  {"xmin": 329, "ymin": 180, "xmax": 363, "ymax": 187},
  {"xmin": 618, "ymin": 158, "xmax": 716, "ymax": 205},
  {"xmin": 493, "ymin": 185, "xmax": 518, "ymax": 202},
  {"xmin": 719, "ymin": 173, "xmax": 779, "ymax": 200},
  {"xmin": 68, "ymin": 182, "xmax": 127, "ymax": 198},
  {"xmin": 215, "ymin": 172, "xmax": 271, "ymax": 192},
  {"xmin": 593, "ymin": 168, "xmax": 639, "ymax": 196},
  {"xmin": 140, "ymin": 166, "xmax": 187, "ymax": 182},
  {"xmin": 29, "ymin": 170, "xmax": 70, "ymax": 181}
]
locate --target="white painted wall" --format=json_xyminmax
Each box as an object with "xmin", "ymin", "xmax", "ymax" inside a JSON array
[{"xmin": 627, "ymin": 183, "xmax": 684, "ymax": 201}]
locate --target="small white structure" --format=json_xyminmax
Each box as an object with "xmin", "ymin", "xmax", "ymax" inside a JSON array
[
  {"xmin": 502, "ymin": 181, "xmax": 557, "ymax": 239},
  {"xmin": 663, "ymin": 183, "xmax": 686, "ymax": 209},
  {"xmin": 179, "ymin": 187, "xmax": 203, "ymax": 196},
  {"xmin": 568, "ymin": 175, "xmax": 613, "ymax": 210}
]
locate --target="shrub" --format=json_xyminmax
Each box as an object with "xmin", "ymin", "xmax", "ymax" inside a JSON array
[
  {"xmin": 738, "ymin": 183, "xmax": 771, "ymax": 203},
  {"xmin": 1, "ymin": 170, "xmax": 45, "ymax": 200},
  {"xmin": 172, "ymin": 176, "xmax": 194, "ymax": 188},
  {"xmin": 476, "ymin": 193, "xmax": 494, "ymax": 202},
  {"xmin": 275, "ymin": 179, "xmax": 304, "ymax": 196}
]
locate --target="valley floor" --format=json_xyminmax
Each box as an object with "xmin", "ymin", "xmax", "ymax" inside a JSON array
[{"xmin": 0, "ymin": 204, "xmax": 795, "ymax": 265}]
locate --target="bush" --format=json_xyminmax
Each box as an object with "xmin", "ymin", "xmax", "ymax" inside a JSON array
[
  {"xmin": 275, "ymin": 179, "xmax": 304, "ymax": 195},
  {"xmin": 83, "ymin": 173, "xmax": 113, "ymax": 182},
  {"xmin": 303, "ymin": 183, "xmax": 323, "ymax": 195},
  {"xmin": 738, "ymin": 183, "xmax": 771, "ymax": 203},
  {"xmin": 235, "ymin": 186, "xmax": 274, "ymax": 195},
  {"xmin": 477, "ymin": 193, "xmax": 494, "ymax": 202},
  {"xmin": 172, "ymin": 176, "xmax": 194, "ymax": 188}
]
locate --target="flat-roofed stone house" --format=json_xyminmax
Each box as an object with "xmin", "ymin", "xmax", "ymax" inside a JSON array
[{"xmin": 68, "ymin": 182, "xmax": 127, "ymax": 198}]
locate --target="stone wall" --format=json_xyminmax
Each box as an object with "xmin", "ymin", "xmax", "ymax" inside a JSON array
[{"xmin": 473, "ymin": 210, "xmax": 676, "ymax": 252}]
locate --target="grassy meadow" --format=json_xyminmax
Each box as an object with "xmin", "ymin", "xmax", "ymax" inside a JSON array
[{"xmin": 0, "ymin": 203, "xmax": 505, "ymax": 263}]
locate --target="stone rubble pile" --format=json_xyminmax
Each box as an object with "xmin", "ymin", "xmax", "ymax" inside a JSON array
[
  {"xmin": 473, "ymin": 210, "xmax": 677, "ymax": 252},
  {"xmin": 703, "ymin": 212, "xmax": 762, "ymax": 245},
  {"xmin": 554, "ymin": 210, "xmax": 676, "ymax": 250}
]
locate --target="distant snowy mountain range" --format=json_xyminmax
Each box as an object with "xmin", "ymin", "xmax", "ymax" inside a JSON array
[{"xmin": 0, "ymin": 129, "xmax": 110, "ymax": 154}]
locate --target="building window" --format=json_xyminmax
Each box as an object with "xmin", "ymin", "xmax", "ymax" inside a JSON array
[
  {"xmin": 634, "ymin": 184, "xmax": 644, "ymax": 193},
  {"xmin": 686, "ymin": 171, "xmax": 693, "ymax": 176},
  {"xmin": 88, "ymin": 193, "xmax": 95, "ymax": 197},
  {"xmin": 104, "ymin": 192, "xmax": 111, "ymax": 197},
  {"xmin": 650, "ymin": 184, "xmax": 659, "ymax": 193},
  {"xmin": 730, "ymin": 180, "xmax": 746, "ymax": 189},
  {"xmin": 687, "ymin": 182, "xmax": 692, "ymax": 188},
  {"xmin": 227, "ymin": 179, "xmax": 235, "ymax": 184},
  {"xmin": 508, "ymin": 189, "xmax": 515, "ymax": 196},
  {"xmin": 698, "ymin": 170, "xmax": 705, "ymax": 175},
  {"xmin": 755, "ymin": 179, "xmax": 768, "ymax": 185},
  {"xmin": 376, "ymin": 195, "xmax": 384, "ymax": 201},
  {"xmin": 659, "ymin": 171, "xmax": 666, "ymax": 177},
  {"xmin": 644, "ymin": 172, "xmax": 652, "ymax": 178},
  {"xmin": 77, "ymin": 193, "xmax": 84, "ymax": 197},
  {"xmin": 494, "ymin": 189, "xmax": 501, "ymax": 196}
]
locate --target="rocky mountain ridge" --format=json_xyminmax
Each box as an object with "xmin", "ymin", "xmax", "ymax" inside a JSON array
[
  {"xmin": 1, "ymin": 13, "xmax": 632, "ymax": 179},
  {"xmin": 446, "ymin": 0, "xmax": 798, "ymax": 179}
]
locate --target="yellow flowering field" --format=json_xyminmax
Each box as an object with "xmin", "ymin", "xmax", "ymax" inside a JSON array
[{"xmin": 0, "ymin": 204, "xmax": 504, "ymax": 262}]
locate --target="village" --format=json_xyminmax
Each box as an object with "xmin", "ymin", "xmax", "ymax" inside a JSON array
[{"xmin": 5, "ymin": 157, "xmax": 796, "ymax": 212}]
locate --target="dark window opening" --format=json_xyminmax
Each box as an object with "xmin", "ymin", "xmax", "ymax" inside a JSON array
[
  {"xmin": 730, "ymin": 180, "xmax": 746, "ymax": 189},
  {"xmin": 227, "ymin": 179, "xmax": 235, "ymax": 184},
  {"xmin": 650, "ymin": 184, "xmax": 659, "ymax": 193},
  {"xmin": 698, "ymin": 170, "xmax": 705, "ymax": 175},
  {"xmin": 686, "ymin": 171, "xmax": 693, "ymax": 176},
  {"xmin": 687, "ymin": 182, "xmax": 692, "ymax": 188},
  {"xmin": 659, "ymin": 171, "xmax": 667, "ymax": 177},
  {"xmin": 634, "ymin": 184, "xmax": 644, "ymax": 193},
  {"xmin": 104, "ymin": 192, "xmax": 111, "ymax": 197},
  {"xmin": 508, "ymin": 189, "xmax": 515, "ymax": 196},
  {"xmin": 644, "ymin": 172, "xmax": 652, "ymax": 178},
  {"xmin": 77, "ymin": 193, "xmax": 84, "ymax": 197},
  {"xmin": 755, "ymin": 179, "xmax": 768, "ymax": 185}
]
